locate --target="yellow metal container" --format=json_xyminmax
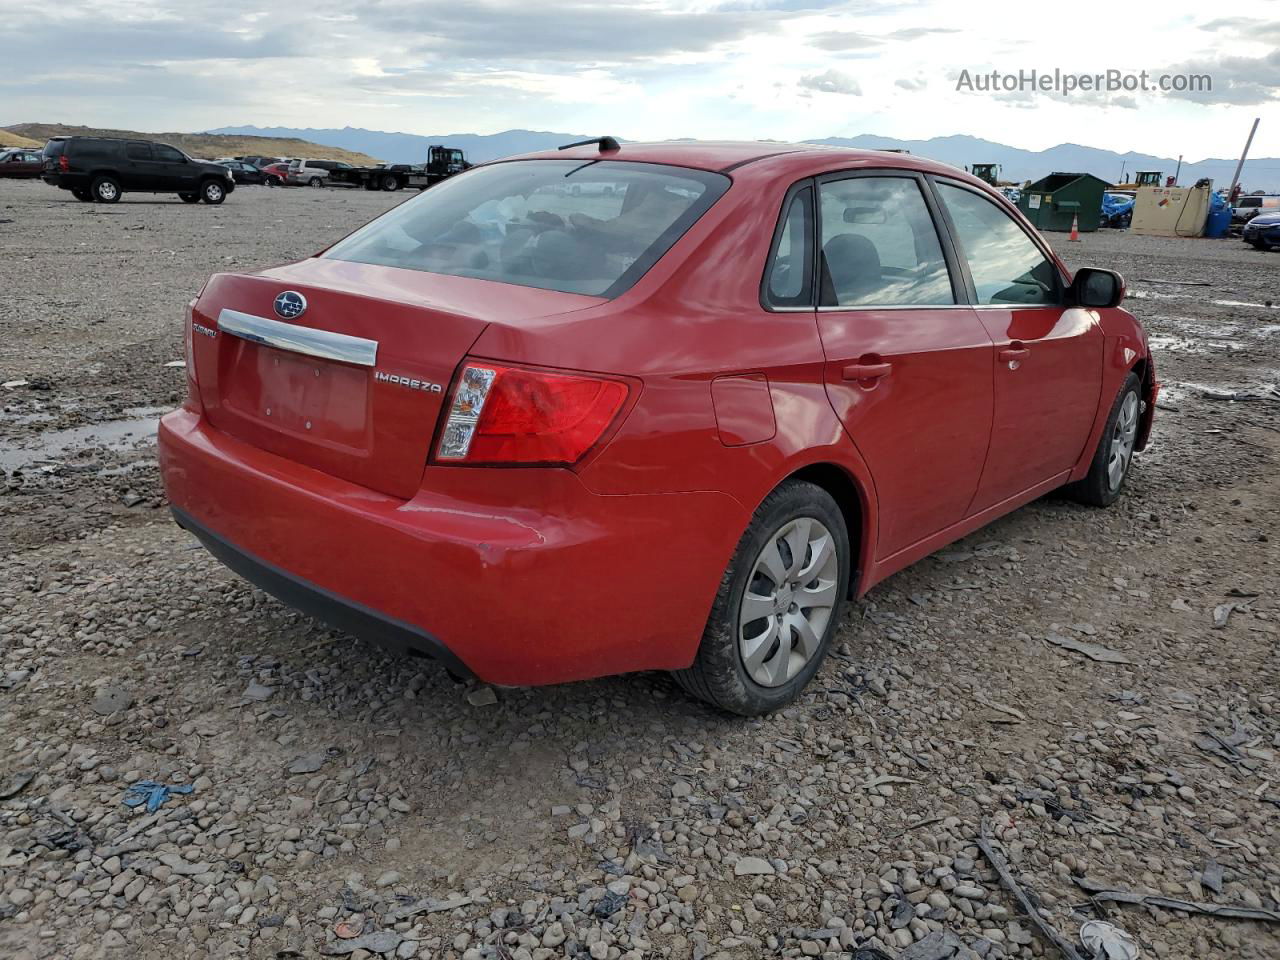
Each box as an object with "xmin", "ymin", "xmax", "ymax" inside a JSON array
[{"xmin": 1131, "ymin": 184, "xmax": 1212, "ymax": 237}]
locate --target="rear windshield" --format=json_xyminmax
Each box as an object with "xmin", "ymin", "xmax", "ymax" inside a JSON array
[
  {"xmin": 323, "ymin": 159, "xmax": 731, "ymax": 298},
  {"xmin": 42, "ymin": 140, "xmax": 67, "ymax": 158}
]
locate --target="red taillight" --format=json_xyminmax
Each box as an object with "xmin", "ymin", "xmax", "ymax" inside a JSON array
[
  {"xmin": 182, "ymin": 302, "xmax": 202, "ymax": 413},
  {"xmin": 435, "ymin": 361, "xmax": 630, "ymax": 465},
  {"xmin": 59, "ymin": 155, "xmax": 69, "ymax": 172}
]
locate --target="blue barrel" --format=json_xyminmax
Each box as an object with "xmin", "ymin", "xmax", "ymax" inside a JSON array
[{"xmin": 1205, "ymin": 206, "xmax": 1231, "ymax": 238}]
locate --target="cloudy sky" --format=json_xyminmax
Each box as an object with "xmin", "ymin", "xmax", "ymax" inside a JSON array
[{"xmin": 3, "ymin": 0, "xmax": 1278, "ymax": 157}]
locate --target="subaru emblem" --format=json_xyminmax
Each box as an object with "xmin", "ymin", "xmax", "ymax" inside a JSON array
[{"xmin": 274, "ymin": 291, "xmax": 307, "ymax": 320}]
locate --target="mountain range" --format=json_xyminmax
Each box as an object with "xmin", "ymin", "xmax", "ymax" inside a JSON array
[{"xmin": 209, "ymin": 125, "xmax": 1279, "ymax": 191}]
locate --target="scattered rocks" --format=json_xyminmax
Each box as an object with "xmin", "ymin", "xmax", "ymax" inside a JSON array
[
  {"xmin": 733, "ymin": 856, "xmax": 776, "ymax": 876},
  {"xmin": 90, "ymin": 684, "xmax": 132, "ymax": 715}
]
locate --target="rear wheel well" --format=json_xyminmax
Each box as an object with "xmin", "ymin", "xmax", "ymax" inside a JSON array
[{"xmin": 784, "ymin": 462, "xmax": 865, "ymax": 596}]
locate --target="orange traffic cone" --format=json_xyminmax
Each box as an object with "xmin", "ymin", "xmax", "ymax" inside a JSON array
[{"xmin": 1069, "ymin": 213, "xmax": 1080, "ymax": 242}]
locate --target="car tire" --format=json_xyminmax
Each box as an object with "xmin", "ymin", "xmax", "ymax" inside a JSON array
[
  {"xmin": 308, "ymin": 177, "xmax": 323, "ymax": 188},
  {"xmin": 200, "ymin": 180, "xmax": 226, "ymax": 205},
  {"xmin": 672, "ymin": 480, "xmax": 849, "ymax": 715},
  {"xmin": 91, "ymin": 176, "xmax": 121, "ymax": 203},
  {"xmin": 1064, "ymin": 372, "xmax": 1142, "ymax": 507},
  {"xmin": 179, "ymin": 193, "xmax": 199, "ymax": 204},
  {"xmin": 381, "ymin": 174, "xmax": 401, "ymax": 192},
  {"xmin": 72, "ymin": 188, "xmax": 92, "ymax": 202}
]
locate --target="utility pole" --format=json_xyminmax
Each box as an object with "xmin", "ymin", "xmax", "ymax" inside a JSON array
[{"xmin": 1227, "ymin": 117, "xmax": 1260, "ymax": 204}]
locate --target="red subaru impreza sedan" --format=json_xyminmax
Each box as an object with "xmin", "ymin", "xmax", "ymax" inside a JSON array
[{"xmin": 159, "ymin": 139, "xmax": 1156, "ymax": 714}]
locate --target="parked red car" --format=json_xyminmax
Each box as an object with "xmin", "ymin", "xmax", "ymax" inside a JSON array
[
  {"xmin": 259, "ymin": 162, "xmax": 289, "ymax": 186},
  {"xmin": 0, "ymin": 147, "xmax": 45, "ymax": 178},
  {"xmin": 159, "ymin": 140, "xmax": 1156, "ymax": 714}
]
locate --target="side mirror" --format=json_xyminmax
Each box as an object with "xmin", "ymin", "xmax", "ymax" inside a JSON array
[{"xmin": 1071, "ymin": 267, "xmax": 1125, "ymax": 308}]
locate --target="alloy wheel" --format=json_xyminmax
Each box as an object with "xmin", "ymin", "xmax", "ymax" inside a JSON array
[
  {"xmin": 1107, "ymin": 392, "xmax": 1139, "ymax": 490},
  {"xmin": 738, "ymin": 517, "xmax": 840, "ymax": 687}
]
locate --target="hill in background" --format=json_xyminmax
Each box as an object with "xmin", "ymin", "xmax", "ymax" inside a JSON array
[
  {"xmin": 210, "ymin": 124, "xmax": 1280, "ymax": 191},
  {"xmin": 808, "ymin": 134, "xmax": 1278, "ymax": 193},
  {"xmin": 0, "ymin": 130, "xmax": 42, "ymax": 148},
  {"xmin": 2, "ymin": 123, "xmax": 377, "ymax": 164},
  {"xmin": 208, "ymin": 126, "xmax": 576, "ymax": 165}
]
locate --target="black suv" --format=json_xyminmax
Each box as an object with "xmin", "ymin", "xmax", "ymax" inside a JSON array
[{"xmin": 41, "ymin": 137, "xmax": 235, "ymax": 204}]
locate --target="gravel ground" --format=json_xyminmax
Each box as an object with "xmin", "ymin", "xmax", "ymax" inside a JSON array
[{"xmin": 2, "ymin": 178, "xmax": 1279, "ymax": 960}]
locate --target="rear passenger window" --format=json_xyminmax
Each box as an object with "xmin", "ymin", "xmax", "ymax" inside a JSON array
[
  {"xmin": 936, "ymin": 182, "xmax": 1061, "ymax": 306},
  {"xmin": 764, "ymin": 186, "xmax": 814, "ymax": 308},
  {"xmin": 817, "ymin": 177, "xmax": 954, "ymax": 307},
  {"xmin": 126, "ymin": 142, "xmax": 152, "ymax": 161},
  {"xmin": 153, "ymin": 145, "xmax": 185, "ymax": 163}
]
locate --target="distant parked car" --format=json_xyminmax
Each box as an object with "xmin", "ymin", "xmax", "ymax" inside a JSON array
[
  {"xmin": 1242, "ymin": 211, "xmax": 1280, "ymax": 250},
  {"xmin": 218, "ymin": 160, "xmax": 279, "ymax": 186},
  {"xmin": 287, "ymin": 159, "xmax": 358, "ymax": 187},
  {"xmin": 1101, "ymin": 192, "xmax": 1135, "ymax": 229},
  {"xmin": 1231, "ymin": 195, "xmax": 1280, "ymax": 224},
  {"xmin": 260, "ymin": 162, "xmax": 291, "ymax": 184},
  {"xmin": 41, "ymin": 136, "xmax": 235, "ymax": 204},
  {"xmin": 0, "ymin": 148, "xmax": 45, "ymax": 178},
  {"xmin": 237, "ymin": 156, "xmax": 283, "ymax": 169}
]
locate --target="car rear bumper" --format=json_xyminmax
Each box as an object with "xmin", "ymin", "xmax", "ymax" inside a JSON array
[
  {"xmin": 172, "ymin": 504, "xmax": 475, "ymax": 678},
  {"xmin": 158, "ymin": 408, "xmax": 744, "ymax": 685}
]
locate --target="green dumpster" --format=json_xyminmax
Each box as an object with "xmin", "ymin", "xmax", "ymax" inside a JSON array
[{"xmin": 1017, "ymin": 172, "xmax": 1109, "ymax": 232}]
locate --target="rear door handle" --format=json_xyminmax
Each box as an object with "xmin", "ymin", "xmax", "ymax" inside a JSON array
[
  {"xmin": 842, "ymin": 362, "xmax": 892, "ymax": 381},
  {"xmin": 998, "ymin": 346, "xmax": 1030, "ymax": 363}
]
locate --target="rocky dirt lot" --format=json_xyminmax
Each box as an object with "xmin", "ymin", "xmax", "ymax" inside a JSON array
[{"xmin": 1, "ymin": 178, "xmax": 1278, "ymax": 960}]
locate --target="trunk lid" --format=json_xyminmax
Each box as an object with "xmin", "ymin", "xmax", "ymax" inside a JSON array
[{"xmin": 191, "ymin": 259, "xmax": 603, "ymax": 498}]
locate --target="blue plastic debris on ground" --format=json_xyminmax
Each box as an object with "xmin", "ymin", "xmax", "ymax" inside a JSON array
[{"xmin": 122, "ymin": 780, "xmax": 194, "ymax": 813}]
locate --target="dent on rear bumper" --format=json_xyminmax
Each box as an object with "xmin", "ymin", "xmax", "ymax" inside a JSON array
[{"xmin": 158, "ymin": 409, "xmax": 747, "ymax": 685}]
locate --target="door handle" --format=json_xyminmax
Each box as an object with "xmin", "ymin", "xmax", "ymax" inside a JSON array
[
  {"xmin": 998, "ymin": 345, "xmax": 1030, "ymax": 364},
  {"xmin": 842, "ymin": 362, "xmax": 892, "ymax": 381}
]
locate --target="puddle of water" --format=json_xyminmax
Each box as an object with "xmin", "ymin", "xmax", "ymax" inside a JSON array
[
  {"xmin": 0, "ymin": 410, "xmax": 56, "ymax": 426},
  {"xmin": 1162, "ymin": 379, "xmax": 1280, "ymax": 404},
  {"xmin": 1212, "ymin": 299, "xmax": 1275, "ymax": 310},
  {"xmin": 0, "ymin": 407, "xmax": 167, "ymax": 472},
  {"xmin": 1131, "ymin": 290, "xmax": 1274, "ymax": 311},
  {"xmin": 1148, "ymin": 334, "xmax": 1244, "ymax": 354}
]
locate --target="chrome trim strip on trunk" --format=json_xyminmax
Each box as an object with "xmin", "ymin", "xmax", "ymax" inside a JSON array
[{"xmin": 216, "ymin": 308, "xmax": 378, "ymax": 367}]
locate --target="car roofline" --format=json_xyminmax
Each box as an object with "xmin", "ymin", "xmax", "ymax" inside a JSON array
[{"xmin": 486, "ymin": 141, "xmax": 982, "ymax": 182}]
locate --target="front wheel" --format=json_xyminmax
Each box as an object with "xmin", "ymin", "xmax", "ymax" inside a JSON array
[
  {"xmin": 1064, "ymin": 372, "xmax": 1142, "ymax": 507},
  {"xmin": 672, "ymin": 480, "xmax": 849, "ymax": 715},
  {"xmin": 200, "ymin": 180, "xmax": 226, "ymax": 204}
]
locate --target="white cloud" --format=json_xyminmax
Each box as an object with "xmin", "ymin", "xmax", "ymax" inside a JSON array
[
  {"xmin": 798, "ymin": 69, "xmax": 862, "ymax": 95},
  {"xmin": 0, "ymin": 0, "xmax": 1277, "ymax": 158}
]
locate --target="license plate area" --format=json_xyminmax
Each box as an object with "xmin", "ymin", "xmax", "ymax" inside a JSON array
[{"xmin": 223, "ymin": 343, "xmax": 369, "ymax": 451}]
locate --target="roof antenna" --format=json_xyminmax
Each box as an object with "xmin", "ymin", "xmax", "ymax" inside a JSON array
[{"xmin": 558, "ymin": 136, "xmax": 620, "ymax": 153}]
